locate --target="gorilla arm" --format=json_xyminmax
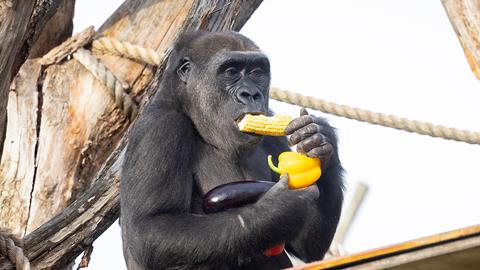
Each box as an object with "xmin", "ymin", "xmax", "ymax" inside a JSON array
[
  {"xmin": 121, "ymin": 105, "xmax": 317, "ymax": 269},
  {"xmin": 287, "ymin": 152, "xmax": 344, "ymax": 261},
  {"xmin": 263, "ymin": 110, "xmax": 345, "ymax": 261}
]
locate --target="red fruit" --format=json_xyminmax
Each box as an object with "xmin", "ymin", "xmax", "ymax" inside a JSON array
[{"xmin": 264, "ymin": 243, "xmax": 285, "ymax": 257}]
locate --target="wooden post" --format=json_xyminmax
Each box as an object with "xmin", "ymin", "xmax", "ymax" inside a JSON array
[{"xmin": 333, "ymin": 182, "xmax": 369, "ymax": 245}]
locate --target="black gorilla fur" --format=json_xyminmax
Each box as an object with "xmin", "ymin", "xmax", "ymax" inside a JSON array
[{"xmin": 121, "ymin": 31, "xmax": 344, "ymax": 270}]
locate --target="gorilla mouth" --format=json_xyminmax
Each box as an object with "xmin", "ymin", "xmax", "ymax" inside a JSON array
[
  {"xmin": 234, "ymin": 112, "xmax": 266, "ymax": 139},
  {"xmin": 234, "ymin": 112, "xmax": 265, "ymax": 125}
]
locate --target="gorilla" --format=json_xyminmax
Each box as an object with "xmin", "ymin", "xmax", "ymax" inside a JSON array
[{"xmin": 121, "ymin": 31, "xmax": 344, "ymax": 270}]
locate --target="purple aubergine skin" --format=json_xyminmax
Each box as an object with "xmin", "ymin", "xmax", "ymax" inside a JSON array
[{"xmin": 202, "ymin": 181, "xmax": 275, "ymax": 214}]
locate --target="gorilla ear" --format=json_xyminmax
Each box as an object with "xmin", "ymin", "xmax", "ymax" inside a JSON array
[{"xmin": 177, "ymin": 58, "xmax": 191, "ymax": 83}]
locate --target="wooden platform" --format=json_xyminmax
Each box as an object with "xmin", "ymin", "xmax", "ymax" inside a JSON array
[{"xmin": 290, "ymin": 224, "xmax": 480, "ymax": 270}]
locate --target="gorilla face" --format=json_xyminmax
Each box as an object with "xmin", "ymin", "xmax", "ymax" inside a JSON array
[{"xmin": 174, "ymin": 32, "xmax": 271, "ymax": 154}]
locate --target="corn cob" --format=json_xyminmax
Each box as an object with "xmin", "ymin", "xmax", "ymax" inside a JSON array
[{"xmin": 237, "ymin": 114, "xmax": 293, "ymax": 136}]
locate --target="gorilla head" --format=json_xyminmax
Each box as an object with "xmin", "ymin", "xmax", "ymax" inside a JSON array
[{"xmin": 164, "ymin": 31, "xmax": 271, "ymax": 153}]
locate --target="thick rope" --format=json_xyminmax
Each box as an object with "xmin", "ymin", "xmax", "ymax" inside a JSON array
[
  {"xmin": 85, "ymin": 37, "xmax": 480, "ymax": 145},
  {"xmin": 73, "ymin": 48, "xmax": 138, "ymax": 121},
  {"xmin": 0, "ymin": 232, "xmax": 30, "ymax": 270},
  {"xmin": 92, "ymin": 37, "xmax": 162, "ymax": 66},
  {"xmin": 270, "ymin": 87, "xmax": 480, "ymax": 145}
]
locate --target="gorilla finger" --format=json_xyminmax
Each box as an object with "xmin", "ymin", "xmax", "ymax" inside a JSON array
[
  {"xmin": 284, "ymin": 115, "xmax": 314, "ymax": 135},
  {"xmin": 300, "ymin": 108, "xmax": 309, "ymax": 116},
  {"xmin": 287, "ymin": 123, "xmax": 321, "ymax": 146},
  {"xmin": 267, "ymin": 174, "xmax": 289, "ymax": 195},
  {"xmin": 277, "ymin": 173, "xmax": 289, "ymax": 188},
  {"xmin": 306, "ymin": 144, "xmax": 333, "ymax": 159},
  {"xmin": 296, "ymin": 134, "xmax": 326, "ymax": 153},
  {"xmin": 307, "ymin": 145, "xmax": 333, "ymax": 170}
]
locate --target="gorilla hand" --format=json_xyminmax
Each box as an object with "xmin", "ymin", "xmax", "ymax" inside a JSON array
[
  {"xmin": 285, "ymin": 108, "xmax": 334, "ymax": 171},
  {"xmin": 254, "ymin": 174, "xmax": 319, "ymax": 243}
]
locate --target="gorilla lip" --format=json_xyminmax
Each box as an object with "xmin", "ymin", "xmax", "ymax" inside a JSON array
[{"xmin": 235, "ymin": 113, "xmax": 265, "ymax": 138}]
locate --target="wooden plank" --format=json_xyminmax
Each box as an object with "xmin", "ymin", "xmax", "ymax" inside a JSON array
[
  {"xmin": 343, "ymin": 235, "xmax": 480, "ymax": 270},
  {"xmin": 290, "ymin": 224, "xmax": 480, "ymax": 269}
]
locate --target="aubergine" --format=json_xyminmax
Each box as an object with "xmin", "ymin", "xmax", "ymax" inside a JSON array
[{"xmin": 202, "ymin": 181, "xmax": 275, "ymax": 214}]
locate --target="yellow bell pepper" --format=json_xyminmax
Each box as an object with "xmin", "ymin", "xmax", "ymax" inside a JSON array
[{"xmin": 267, "ymin": 152, "xmax": 322, "ymax": 189}]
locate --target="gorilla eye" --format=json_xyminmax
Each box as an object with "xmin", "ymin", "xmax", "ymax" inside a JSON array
[
  {"xmin": 177, "ymin": 58, "xmax": 191, "ymax": 83},
  {"xmin": 249, "ymin": 68, "xmax": 265, "ymax": 77},
  {"xmin": 248, "ymin": 68, "xmax": 268, "ymax": 84},
  {"xmin": 225, "ymin": 67, "xmax": 239, "ymax": 76}
]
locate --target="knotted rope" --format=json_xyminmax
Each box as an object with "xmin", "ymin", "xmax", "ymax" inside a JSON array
[
  {"xmin": 0, "ymin": 232, "xmax": 30, "ymax": 270},
  {"xmin": 270, "ymin": 87, "xmax": 480, "ymax": 145}
]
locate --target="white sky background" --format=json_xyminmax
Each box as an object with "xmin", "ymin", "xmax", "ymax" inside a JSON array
[{"xmin": 74, "ymin": 1, "xmax": 480, "ymax": 269}]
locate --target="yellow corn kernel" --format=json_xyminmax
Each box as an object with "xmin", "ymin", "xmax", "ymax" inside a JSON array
[{"xmin": 237, "ymin": 114, "xmax": 293, "ymax": 136}]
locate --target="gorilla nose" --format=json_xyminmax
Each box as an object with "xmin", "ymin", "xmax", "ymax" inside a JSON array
[{"xmin": 236, "ymin": 88, "xmax": 262, "ymax": 105}]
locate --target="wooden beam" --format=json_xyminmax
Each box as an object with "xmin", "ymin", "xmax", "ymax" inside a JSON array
[
  {"xmin": 345, "ymin": 236, "xmax": 480, "ymax": 270},
  {"xmin": 290, "ymin": 224, "xmax": 480, "ymax": 270}
]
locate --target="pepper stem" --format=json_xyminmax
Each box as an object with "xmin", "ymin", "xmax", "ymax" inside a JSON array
[{"xmin": 267, "ymin": 155, "xmax": 281, "ymax": 174}]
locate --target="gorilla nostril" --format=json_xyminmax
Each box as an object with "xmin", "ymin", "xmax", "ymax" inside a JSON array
[
  {"xmin": 253, "ymin": 93, "xmax": 261, "ymax": 100},
  {"xmin": 240, "ymin": 92, "xmax": 251, "ymax": 99}
]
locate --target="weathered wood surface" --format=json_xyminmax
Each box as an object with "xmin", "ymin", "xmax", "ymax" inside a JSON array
[
  {"xmin": 0, "ymin": 31, "xmax": 130, "ymax": 236},
  {"xmin": 29, "ymin": 0, "xmax": 76, "ymax": 58},
  {"xmin": 0, "ymin": 60, "xmax": 41, "ymax": 236},
  {"xmin": 0, "ymin": 0, "xmax": 63, "ymax": 160},
  {"xmin": 0, "ymin": 0, "xmax": 264, "ymax": 269},
  {"xmin": 290, "ymin": 224, "xmax": 480, "ymax": 270},
  {"xmin": 442, "ymin": 0, "xmax": 480, "ymax": 80},
  {"xmin": 26, "ymin": 59, "xmax": 130, "ymax": 234},
  {"xmin": 24, "ymin": 136, "xmax": 124, "ymax": 270},
  {"xmin": 40, "ymin": 26, "xmax": 95, "ymax": 66},
  {"xmin": 373, "ymin": 237, "xmax": 480, "ymax": 270},
  {"xmin": 0, "ymin": 27, "xmax": 99, "ymax": 238}
]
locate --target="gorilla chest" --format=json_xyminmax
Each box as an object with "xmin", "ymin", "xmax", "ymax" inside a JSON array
[{"xmin": 192, "ymin": 146, "xmax": 273, "ymax": 196}]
